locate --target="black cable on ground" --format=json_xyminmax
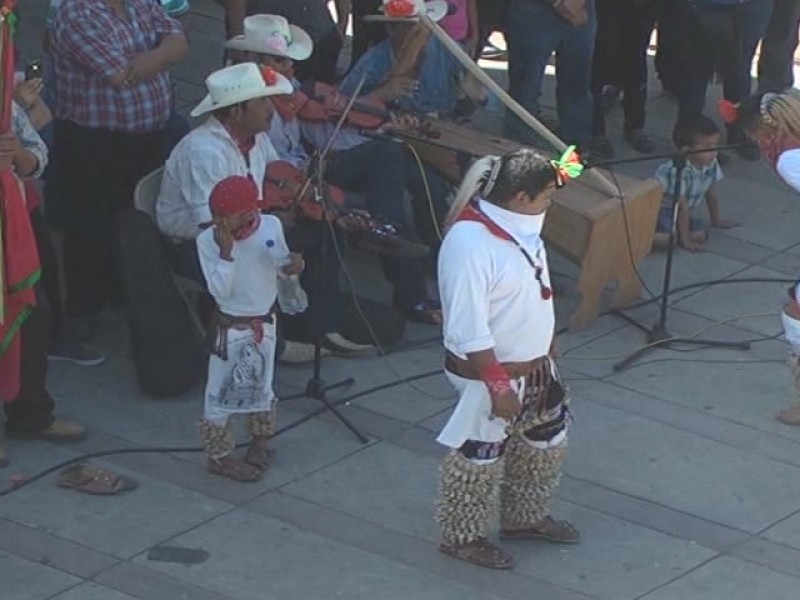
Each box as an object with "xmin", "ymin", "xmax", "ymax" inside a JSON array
[
  {"xmin": 2, "ymin": 275, "xmax": 795, "ymax": 498},
  {"xmin": 0, "ymin": 370, "xmax": 441, "ymax": 498}
]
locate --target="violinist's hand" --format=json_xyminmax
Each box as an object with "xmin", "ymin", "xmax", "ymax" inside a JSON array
[
  {"xmin": 375, "ymin": 77, "xmax": 418, "ymax": 102},
  {"xmin": 336, "ymin": 209, "xmax": 372, "ymax": 233},
  {"xmin": 387, "ymin": 113, "xmax": 419, "ymax": 132}
]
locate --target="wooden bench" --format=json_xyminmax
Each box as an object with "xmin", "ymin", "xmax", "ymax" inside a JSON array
[{"xmin": 396, "ymin": 120, "xmax": 663, "ymax": 329}]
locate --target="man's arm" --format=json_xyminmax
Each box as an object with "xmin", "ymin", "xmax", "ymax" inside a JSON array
[{"xmin": 9, "ymin": 103, "xmax": 48, "ymax": 179}]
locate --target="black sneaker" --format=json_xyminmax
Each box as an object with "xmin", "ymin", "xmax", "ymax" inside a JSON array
[
  {"xmin": 48, "ymin": 342, "xmax": 107, "ymax": 367},
  {"xmin": 728, "ymin": 125, "xmax": 761, "ymax": 162}
]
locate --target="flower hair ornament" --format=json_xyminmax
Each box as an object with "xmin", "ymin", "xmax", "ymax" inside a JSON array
[
  {"xmin": 550, "ymin": 145, "xmax": 584, "ymax": 188},
  {"xmin": 384, "ymin": 0, "xmax": 415, "ymax": 17},
  {"xmin": 266, "ymin": 31, "xmax": 290, "ymax": 54},
  {"xmin": 261, "ymin": 66, "xmax": 278, "ymax": 86},
  {"xmin": 718, "ymin": 99, "xmax": 740, "ymax": 125}
]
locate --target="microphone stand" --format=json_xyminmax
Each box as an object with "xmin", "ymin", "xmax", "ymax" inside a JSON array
[
  {"xmin": 585, "ymin": 144, "xmax": 752, "ymax": 373},
  {"xmin": 293, "ymin": 76, "xmax": 370, "ymax": 444}
]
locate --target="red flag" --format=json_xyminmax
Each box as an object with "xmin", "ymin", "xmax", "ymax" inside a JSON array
[{"xmin": 0, "ymin": 1, "xmax": 42, "ymax": 402}]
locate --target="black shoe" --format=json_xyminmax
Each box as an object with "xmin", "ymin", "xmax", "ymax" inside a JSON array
[
  {"xmin": 727, "ymin": 125, "xmax": 761, "ymax": 162},
  {"xmin": 589, "ymin": 136, "xmax": 615, "ymax": 160},
  {"xmin": 624, "ymin": 129, "xmax": 656, "ymax": 154}
]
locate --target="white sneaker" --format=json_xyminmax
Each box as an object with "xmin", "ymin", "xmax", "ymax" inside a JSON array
[
  {"xmin": 323, "ymin": 332, "xmax": 375, "ymax": 353},
  {"xmin": 279, "ymin": 341, "xmax": 329, "ymax": 364}
]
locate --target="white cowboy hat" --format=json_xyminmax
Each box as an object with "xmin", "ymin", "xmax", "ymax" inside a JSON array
[
  {"xmin": 224, "ymin": 15, "xmax": 313, "ymax": 61},
  {"xmin": 364, "ymin": 0, "xmax": 448, "ymax": 23},
  {"xmin": 191, "ymin": 62, "xmax": 294, "ymax": 117}
]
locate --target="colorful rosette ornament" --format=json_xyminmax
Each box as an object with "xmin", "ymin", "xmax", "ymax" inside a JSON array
[
  {"xmin": 261, "ymin": 66, "xmax": 278, "ymax": 86},
  {"xmin": 718, "ymin": 99, "xmax": 739, "ymax": 125},
  {"xmin": 551, "ymin": 145, "xmax": 584, "ymax": 188},
  {"xmin": 384, "ymin": 0, "xmax": 415, "ymax": 18}
]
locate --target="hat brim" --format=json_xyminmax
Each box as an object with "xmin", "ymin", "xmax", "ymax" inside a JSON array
[
  {"xmin": 190, "ymin": 74, "xmax": 294, "ymax": 118},
  {"xmin": 223, "ymin": 25, "xmax": 313, "ymax": 61},
  {"xmin": 364, "ymin": 1, "xmax": 448, "ymax": 23}
]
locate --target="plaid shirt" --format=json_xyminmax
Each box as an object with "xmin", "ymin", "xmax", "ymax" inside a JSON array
[
  {"xmin": 654, "ymin": 159, "xmax": 723, "ymax": 210},
  {"xmin": 52, "ymin": 0, "xmax": 182, "ymax": 132}
]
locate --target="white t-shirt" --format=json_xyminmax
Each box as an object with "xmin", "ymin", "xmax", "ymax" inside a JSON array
[
  {"xmin": 777, "ymin": 149, "xmax": 800, "ymax": 194},
  {"xmin": 437, "ymin": 200, "xmax": 555, "ymax": 363},
  {"xmin": 196, "ymin": 215, "xmax": 289, "ymax": 317},
  {"xmin": 157, "ymin": 117, "xmax": 279, "ymax": 240}
]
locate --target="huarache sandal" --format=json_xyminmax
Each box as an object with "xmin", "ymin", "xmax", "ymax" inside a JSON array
[
  {"xmin": 207, "ymin": 457, "xmax": 263, "ymax": 482},
  {"xmin": 244, "ymin": 444, "xmax": 275, "ymax": 471},
  {"xmin": 500, "ymin": 516, "xmax": 581, "ymax": 544},
  {"xmin": 57, "ymin": 464, "xmax": 138, "ymax": 496},
  {"xmin": 439, "ymin": 538, "xmax": 515, "ymax": 570}
]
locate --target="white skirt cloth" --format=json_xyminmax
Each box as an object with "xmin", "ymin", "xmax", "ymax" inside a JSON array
[
  {"xmin": 204, "ymin": 322, "xmax": 277, "ymax": 423},
  {"xmin": 436, "ymin": 365, "xmax": 567, "ymax": 451}
]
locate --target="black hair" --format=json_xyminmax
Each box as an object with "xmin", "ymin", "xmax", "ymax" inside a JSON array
[
  {"xmin": 672, "ymin": 115, "xmax": 720, "ymax": 149},
  {"xmin": 485, "ymin": 148, "xmax": 556, "ymax": 204}
]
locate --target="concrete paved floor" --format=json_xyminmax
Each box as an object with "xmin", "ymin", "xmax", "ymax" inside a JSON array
[{"xmin": 6, "ymin": 3, "xmax": 800, "ymax": 599}]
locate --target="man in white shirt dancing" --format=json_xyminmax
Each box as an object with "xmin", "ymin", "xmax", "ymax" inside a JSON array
[{"xmin": 435, "ymin": 147, "xmax": 582, "ymax": 569}]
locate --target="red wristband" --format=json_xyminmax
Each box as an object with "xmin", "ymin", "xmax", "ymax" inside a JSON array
[{"xmin": 479, "ymin": 362, "xmax": 513, "ymax": 398}]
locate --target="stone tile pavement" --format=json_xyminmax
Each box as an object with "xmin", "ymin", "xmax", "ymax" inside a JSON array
[{"xmin": 6, "ymin": 2, "xmax": 800, "ymax": 598}]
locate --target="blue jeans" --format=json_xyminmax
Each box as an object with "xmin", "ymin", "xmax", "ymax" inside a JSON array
[
  {"xmin": 680, "ymin": 0, "xmax": 774, "ymax": 118},
  {"xmin": 505, "ymin": 0, "xmax": 597, "ymax": 146}
]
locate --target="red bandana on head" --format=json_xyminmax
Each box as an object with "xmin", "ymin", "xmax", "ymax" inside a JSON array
[{"xmin": 210, "ymin": 176, "xmax": 261, "ymax": 239}]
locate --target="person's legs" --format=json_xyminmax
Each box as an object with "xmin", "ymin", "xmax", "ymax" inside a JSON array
[
  {"xmin": 677, "ymin": 3, "xmax": 724, "ymax": 119},
  {"xmin": 619, "ymin": 0, "xmax": 658, "ymax": 151},
  {"xmin": 327, "ymin": 142, "xmax": 433, "ymax": 315},
  {"xmin": 590, "ymin": 0, "xmax": 620, "ymax": 156},
  {"xmin": 505, "ymin": 0, "xmax": 564, "ymax": 145},
  {"xmin": 758, "ymin": 0, "xmax": 800, "ymax": 91},
  {"xmin": 5, "ymin": 288, "xmax": 86, "ymax": 440},
  {"xmin": 553, "ymin": 0, "xmax": 597, "ymax": 147},
  {"xmin": 351, "ymin": 0, "xmax": 385, "ymax": 68}
]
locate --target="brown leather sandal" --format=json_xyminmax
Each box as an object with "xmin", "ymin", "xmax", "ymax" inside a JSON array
[
  {"xmin": 207, "ymin": 457, "xmax": 263, "ymax": 482},
  {"xmin": 500, "ymin": 516, "xmax": 581, "ymax": 544},
  {"xmin": 57, "ymin": 464, "xmax": 138, "ymax": 495},
  {"xmin": 439, "ymin": 538, "xmax": 515, "ymax": 570},
  {"xmin": 244, "ymin": 444, "xmax": 274, "ymax": 470}
]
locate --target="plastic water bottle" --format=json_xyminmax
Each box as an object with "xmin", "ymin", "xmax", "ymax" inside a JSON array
[{"xmin": 275, "ymin": 256, "xmax": 308, "ymax": 315}]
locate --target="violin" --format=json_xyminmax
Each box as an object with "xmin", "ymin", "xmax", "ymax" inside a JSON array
[
  {"xmin": 276, "ymin": 81, "xmax": 440, "ymax": 140},
  {"xmin": 262, "ymin": 160, "xmax": 345, "ymax": 222},
  {"xmin": 261, "ymin": 161, "xmax": 429, "ymax": 258}
]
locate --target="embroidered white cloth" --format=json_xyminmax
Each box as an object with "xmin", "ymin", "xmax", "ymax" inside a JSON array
[{"xmin": 156, "ymin": 117, "xmax": 279, "ymax": 240}]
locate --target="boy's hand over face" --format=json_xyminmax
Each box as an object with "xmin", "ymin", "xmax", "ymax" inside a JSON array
[{"xmin": 214, "ymin": 217, "xmax": 234, "ymax": 261}]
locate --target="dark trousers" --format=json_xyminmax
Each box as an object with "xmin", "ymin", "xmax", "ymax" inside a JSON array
[
  {"xmin": 476, "ymin": 0, "xmax": 510, "ymax": 57},
  {"xmin": 679, "ymin": 0, "xmax": 774, "ymax": 118},
  {"xmin": 281, "ymin": 221, "xmax": 343, "ymax": 342},
  {"xmin": 758, "ymin": 0, "xmax": 800, "ymax": 91},
  {"xmin": 296, "ymin": 28, "xmax": 343, "ymax": 84},
  {"xmin": 4, "ymin": 287, "xmax": 55, "ymax": 433},
  {"xmin": 350, "ymin": 0, "xmax": 385, "ymax": 69},
  {"xmin": 326, "ymin": 140, "xmax": 435, "ymax": 310},
  {"xmin": 591, "ymin": 0, "xmax": 659, "ymax": 136},
  {"xmin": 30, "ymin": 208, "xmax": 63, "ymax": 345},
  {"xmin": 655, "ymin": 0, "xmax": 688, "ymax": 91},
  {"xmin": 53, "ymin": 120, "xmax": 166, "ymax": 318},
  {"xmin": 506, "ymin": 0, "xmax": 597, "ymax": 146}
]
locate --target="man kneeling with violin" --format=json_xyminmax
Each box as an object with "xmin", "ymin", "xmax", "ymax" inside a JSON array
[
  {"xmin": 156, "ymin": 62, "xmax": 371, "ymax": 361},
  {"xmin": 225, "ymin": 14, "xmax": 444, "ymax": 325}
]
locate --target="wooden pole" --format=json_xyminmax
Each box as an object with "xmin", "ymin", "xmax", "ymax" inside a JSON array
[{"xmin": 419, "ymin": 15, "xmax": 619, "ymax": 198}]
